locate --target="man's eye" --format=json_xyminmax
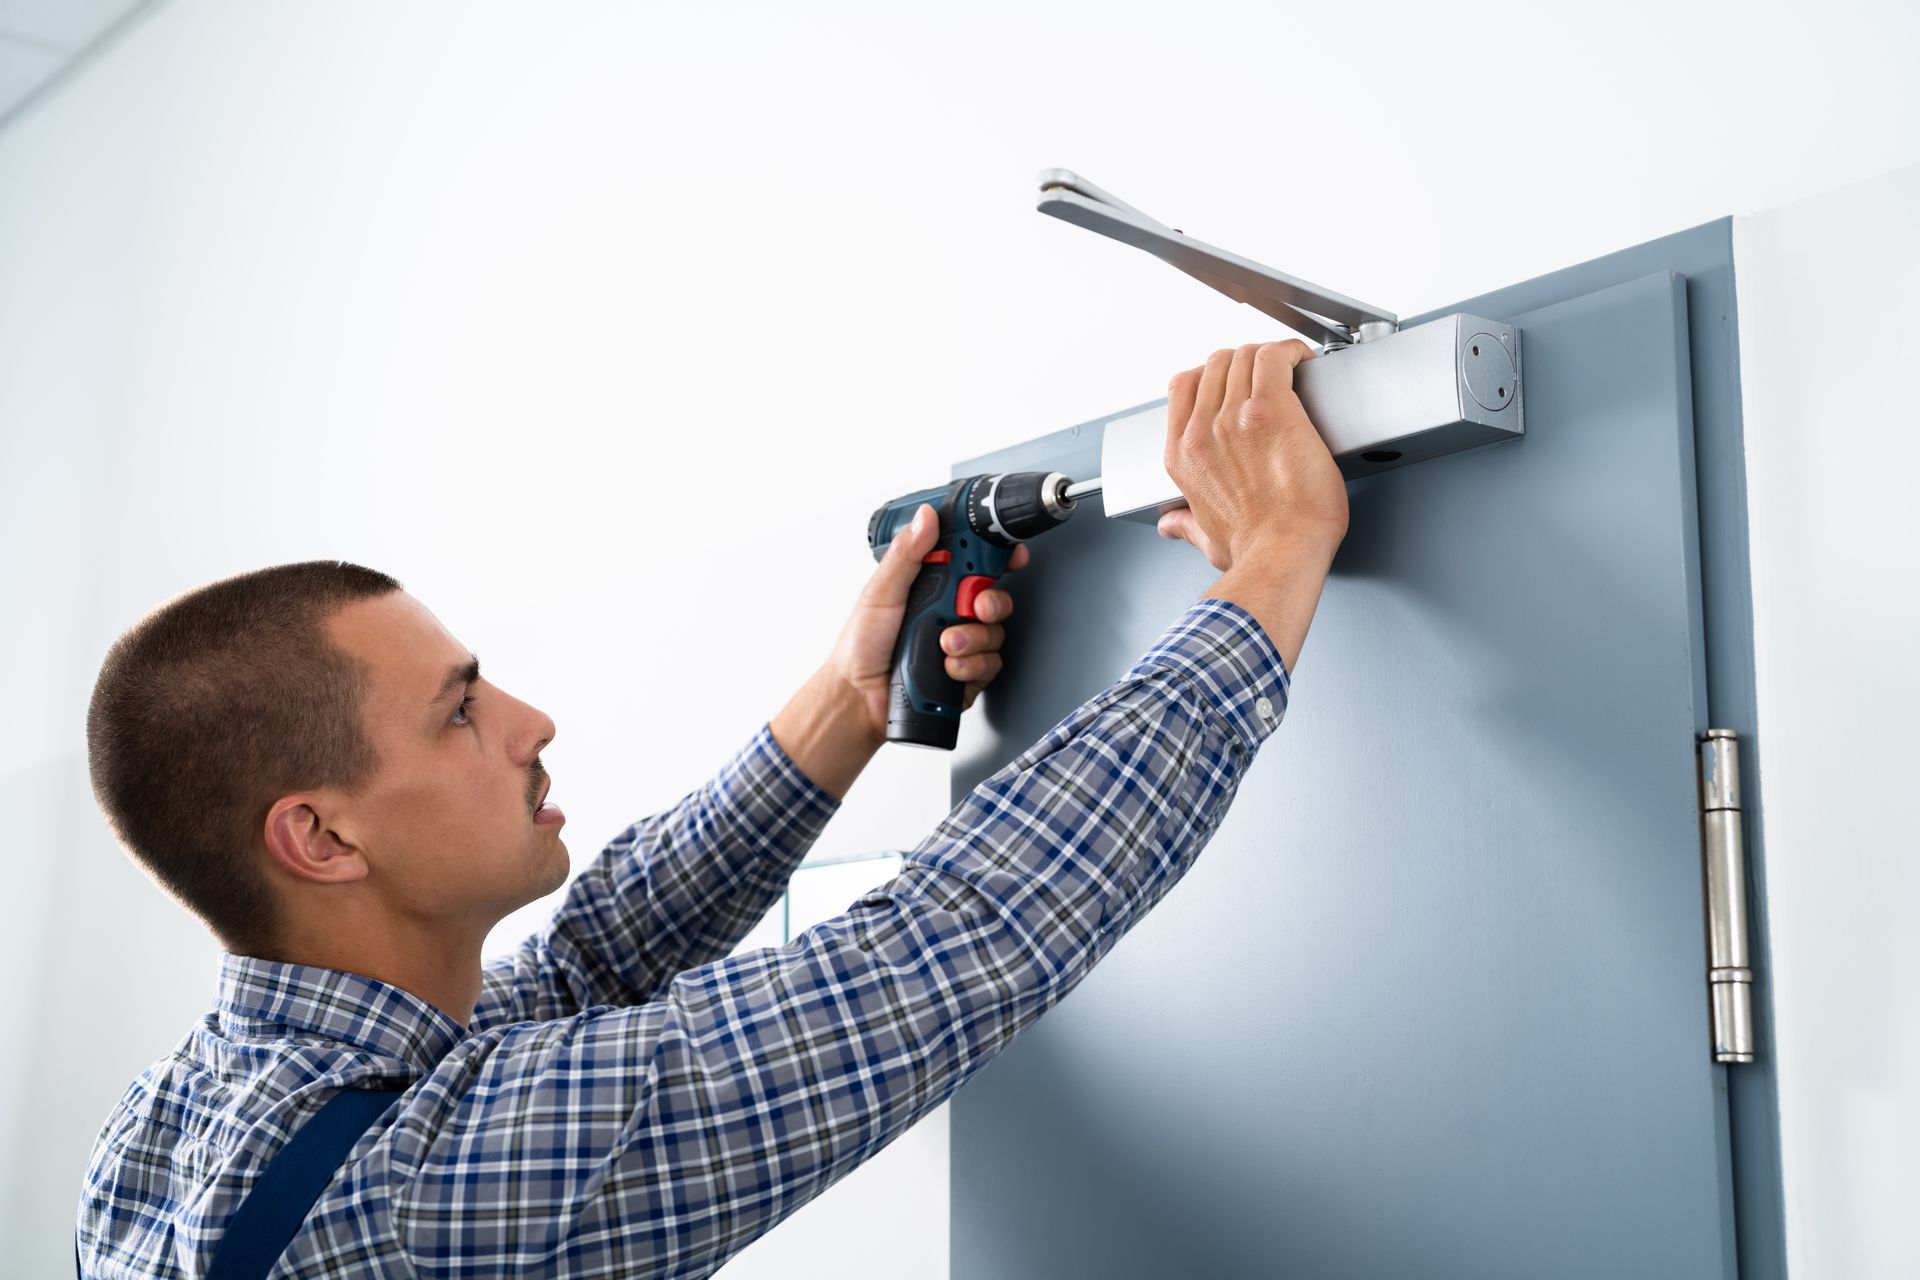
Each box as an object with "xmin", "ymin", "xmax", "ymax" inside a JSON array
[{"xmin": 451, "ymin": 694, "xmax": 476, "ymax": 727}]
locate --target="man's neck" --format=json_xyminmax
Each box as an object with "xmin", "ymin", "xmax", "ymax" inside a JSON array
[{"xmin": 271, "ymin": 911, "xmax": 490, "ymax": 1027}]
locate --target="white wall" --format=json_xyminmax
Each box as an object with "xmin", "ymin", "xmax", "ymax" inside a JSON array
[
  {"xmin": 1, "ymin": 1, "xmax": 1913, "ymax": 1275},
  {"xmin": 1734, "ymin": 164, "xmax": 1920, "ymax": 1280}
]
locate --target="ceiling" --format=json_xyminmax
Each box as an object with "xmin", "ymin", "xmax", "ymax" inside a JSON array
[{"xmin": 0, "ymin": 0, "xmax": 162, "ymax": 131}]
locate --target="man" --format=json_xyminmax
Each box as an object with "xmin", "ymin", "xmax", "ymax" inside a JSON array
[{"xmin": 77, "ymin": 339, "xmax": 1347, "ymax": 1277}]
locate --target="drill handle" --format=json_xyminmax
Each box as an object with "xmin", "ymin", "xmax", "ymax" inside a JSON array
[{"xmin": 886, "ymin": 544, "xmax": 1014, "ymax": 750}]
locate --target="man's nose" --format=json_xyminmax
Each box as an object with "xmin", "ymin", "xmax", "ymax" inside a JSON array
[{"xmin": 524, "ymin": 708, "xmax": 556, "ymax": 761}]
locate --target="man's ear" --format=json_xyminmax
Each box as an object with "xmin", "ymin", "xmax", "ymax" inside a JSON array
[{"xmin": 264, "ymin": 794, "xmax": 369, "ymax": 885}]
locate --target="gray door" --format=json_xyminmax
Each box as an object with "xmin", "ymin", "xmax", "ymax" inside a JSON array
[{"xmin": 948, "ymin": 250, "xmax": 1740, "ymax": 1277}]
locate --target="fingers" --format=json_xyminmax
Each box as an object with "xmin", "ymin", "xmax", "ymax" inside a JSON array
[
  {"xmin": 1191, "ymin": 347, "xmax": 1234, "ymax": 436},
  {"xmin": 964, "ymin": 584, "xmax": 1016, "ymax": 623},
  {"xmin": 942, "ymin": 608, "xmax": 1007, "ymax": 683},
  {"xmin": 942, "ymin": 581, "xmax": 1014, "ymax": 687},
  {"xmin": 946, "ymin": 649, "xmax": 1002, "ymax": 685},
  {"xmin": 1005, "ymin": 543, "xmax": 1030, "ymax": 573},
  {"xmin": 941, "ymin": 620, "xmax": 1005, "ymax": 658},
  {"xmin": 1251, "ymin": 339, "xmax": 1316, "ymax": 402},
  {"xmin": 1224, "ymin": 343, "xmax": 1262, "ymax": 413},
  {"xmin": 1167, "ymin": 364, "xmax": 1203, "ymax": 447}
]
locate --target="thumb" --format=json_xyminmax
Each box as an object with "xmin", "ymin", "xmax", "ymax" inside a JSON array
[
  {"xmin": 860, "ymin": 504, "xmax": 939, "ymax": 607},
  {"xmin": 1157, "ymin": 506, "xmax": 1227, "ymax": 569},
  {"xmin": 1156, "ymin": 507, "xmax": 1197, "ymax": 542}
]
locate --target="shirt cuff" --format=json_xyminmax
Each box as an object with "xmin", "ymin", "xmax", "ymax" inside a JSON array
[
  {"xmin": 742, "ymin": 722, "xmax": 842, "ymax": 838},
  {"xmin": 1124, "ymin": 598, "xmax": 1292, "ymax": 749}
]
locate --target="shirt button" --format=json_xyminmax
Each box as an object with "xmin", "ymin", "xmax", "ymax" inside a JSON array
[{"xmin": 1254, "ymin": 695, "xmax": 1276, "ymax": 722}]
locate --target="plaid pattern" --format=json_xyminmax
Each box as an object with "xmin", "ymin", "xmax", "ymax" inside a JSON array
[{"xmin": 77, "ymin": 598, "xmax": 1288, "ymax": 1278}]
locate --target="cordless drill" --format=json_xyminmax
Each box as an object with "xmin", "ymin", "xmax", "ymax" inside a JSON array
[{"xmin": 867, "ymin": 471, "xmax": 1092, "ymax": 749}]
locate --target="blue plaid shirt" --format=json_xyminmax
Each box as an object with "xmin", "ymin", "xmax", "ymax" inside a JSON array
[{"xmin": 77, "ymin": 599, "xmax": 1288, "ymax": 1278}]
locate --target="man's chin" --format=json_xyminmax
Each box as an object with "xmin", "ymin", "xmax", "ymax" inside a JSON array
[{"xmin": 538, "ymin": 839, "xmax": 572, "ymax": 894}]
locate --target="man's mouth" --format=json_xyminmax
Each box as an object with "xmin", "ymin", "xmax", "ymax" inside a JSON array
[{"xmin": 532, "ymin": 778, "xmax": 564, "ymax": 826}]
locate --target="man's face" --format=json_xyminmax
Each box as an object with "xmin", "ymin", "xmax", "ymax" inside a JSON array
[{"xmin": 322, "ymin": 590, "xmax": 570, "ymax": 927}]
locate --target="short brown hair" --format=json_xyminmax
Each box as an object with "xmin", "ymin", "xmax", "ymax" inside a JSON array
[{"xmin": 86, "ymin": 560, "xmax": 403, "ymax": 955}]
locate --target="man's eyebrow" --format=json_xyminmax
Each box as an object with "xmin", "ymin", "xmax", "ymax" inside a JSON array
[{"xmin": 427, "ymin": 654, "xmax": 481, "ymax": 709}]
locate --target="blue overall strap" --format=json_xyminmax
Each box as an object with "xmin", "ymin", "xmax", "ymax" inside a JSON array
[{"xmin": 201, "ymin": 1085, "xmax": 407, "ymax": 1280}]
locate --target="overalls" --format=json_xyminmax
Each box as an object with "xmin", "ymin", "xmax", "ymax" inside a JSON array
[{"xmin": 78, "ymin": 1084, "xmax": 406, "ymax": 1280}]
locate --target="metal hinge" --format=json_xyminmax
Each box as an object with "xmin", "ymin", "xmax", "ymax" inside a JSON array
[{"xmin": 1699, "ymin": 730, "xmax": 1754, "ymax": 1063}]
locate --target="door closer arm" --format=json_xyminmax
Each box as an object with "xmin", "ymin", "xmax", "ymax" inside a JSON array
[{"xmin": 1036, "ymin": 168, "xmax": 1399, "ymax": 350}]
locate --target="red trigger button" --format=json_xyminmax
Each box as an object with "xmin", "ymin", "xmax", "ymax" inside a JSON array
[{"xmin": 955, "ymin": 575, "xmax": 996, "ymax": 620}]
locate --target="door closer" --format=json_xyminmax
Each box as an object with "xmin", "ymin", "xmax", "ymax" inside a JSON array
[{"xmin": 1037, "ymin": 169, "xmax": 1524, "ymax": 524}]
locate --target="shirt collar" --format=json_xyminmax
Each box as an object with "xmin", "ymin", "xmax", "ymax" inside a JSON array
[{"xmin": 214, "ymin": 951, "xmax": 466, "ymax": 1073}]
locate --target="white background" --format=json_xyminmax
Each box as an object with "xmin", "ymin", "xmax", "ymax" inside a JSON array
[{"xmin": 1, "ymin": 1, "xmax": 1914, "ymax": 1275}]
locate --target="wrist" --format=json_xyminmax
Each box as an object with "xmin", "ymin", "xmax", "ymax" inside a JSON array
[
  {"xmin": 1205, "ymin": 532, "xmax": 1341, "ymax": 675},
  {"xmin": 769, "ymin": 664, "xmax": 883, "ymax": 801},
  {"xmin": 1233, "ymin": 521, "xmax": 1346, "ymax": 567}
]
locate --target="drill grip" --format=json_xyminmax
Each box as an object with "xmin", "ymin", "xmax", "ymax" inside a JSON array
[{"xmin": 887, "ymin": 549, "xmax": 1008, "ymax": 750}]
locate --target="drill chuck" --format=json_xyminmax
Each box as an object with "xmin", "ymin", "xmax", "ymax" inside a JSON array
[
  {"xmin": 866, "ymin": 471, "xmax": 1080, "ymax": 560},
  {"xmin": 970, "ymin": 471, "xmax": 1078, "ymax": 543}
]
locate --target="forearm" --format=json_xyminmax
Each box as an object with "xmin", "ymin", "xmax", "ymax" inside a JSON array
[
  {"xmin": 769, "ymin": 663, "xmax": 883, "ymax": 801},
  {"xmin": 1205, "ymin": 529, "xmax": 1341, "ymax": 674}
]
